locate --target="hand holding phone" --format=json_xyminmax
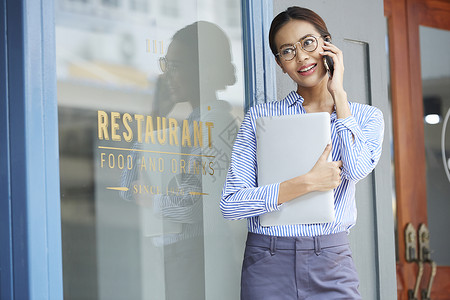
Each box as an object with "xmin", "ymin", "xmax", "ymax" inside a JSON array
[{"xmin": 323, "ymin": 38, "xmax": 334, "ymax": 77}]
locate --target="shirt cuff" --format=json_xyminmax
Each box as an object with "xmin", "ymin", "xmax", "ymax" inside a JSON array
[
  {"xmin": 335, "ymin": 116, "xmax": 364, "ymax": 137},
  {"xmin": 264, "ymin": 182, "xmax": 281, "ymax": 212}
]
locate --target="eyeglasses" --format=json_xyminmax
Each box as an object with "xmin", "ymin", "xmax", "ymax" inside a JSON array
[
  {"xmin": 276, "ymin": 35, "xmax": 323, "ymax": 61},
  {"xmin": 159, "ymin": 57, "xmax": 175, "ymax": 73},
  {"xmin": 159, "ymin": 57, "xmax": 194, "ymax": 74}
]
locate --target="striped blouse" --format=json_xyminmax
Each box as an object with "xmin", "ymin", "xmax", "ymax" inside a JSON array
[{"xmin": 220, "ymin": 91, "xmax": 384, "ymax": 237}]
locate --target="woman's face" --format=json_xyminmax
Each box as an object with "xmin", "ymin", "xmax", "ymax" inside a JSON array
[
  {"xmin": 163, "ymin": 40, "xmax": 199, "ymax": 103},
  {"xmin": 274, "ymin": 20, "xmax": 328, "ymax": 89}
]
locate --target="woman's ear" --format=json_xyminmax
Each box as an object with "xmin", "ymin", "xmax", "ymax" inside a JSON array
[{"xmin": 275, "ymin": 57, "xmax": 286, "ymax": 73}]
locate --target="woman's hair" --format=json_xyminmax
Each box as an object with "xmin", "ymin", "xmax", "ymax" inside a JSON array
[
  {"xmin": 171, "ymin": 21, "xmax": 236, "ymax": 88},
  {"xmin": 269, "ymin": 6, "xmax": 331, "ymax": 58}
]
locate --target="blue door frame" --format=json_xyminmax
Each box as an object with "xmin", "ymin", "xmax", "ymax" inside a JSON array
[
  {"xmin": 0, "ymin": 0, "xmax": 13, "ymax": 297},
  {"xmin": 241, "ymin": 0, "xmax": 277, "ymax": 110},
  {"xmin": 1, "ymin": 0, "xmax": 63, "ymax": 299},
  {"xmin": 0, "ymin": 0, "xmax": 274, "ymax": 298}
]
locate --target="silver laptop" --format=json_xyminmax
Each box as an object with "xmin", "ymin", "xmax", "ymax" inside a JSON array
[{"xmin": 256, "ymin": 112, "xmax": 335, "ymax": 227}]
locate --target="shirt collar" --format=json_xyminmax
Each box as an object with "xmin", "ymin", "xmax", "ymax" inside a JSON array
[
  {"xmin": 285, "ymin": 90, "xmax": 338, "ymax": 120},
  {"xmin": 285, "ymin": 91, "xmax": 304, "ymax": 107}
]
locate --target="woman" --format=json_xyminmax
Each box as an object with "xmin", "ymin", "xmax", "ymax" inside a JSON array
[{"xmin": 220, "ymin": 6, "xmax": 384, "ymax": 299}]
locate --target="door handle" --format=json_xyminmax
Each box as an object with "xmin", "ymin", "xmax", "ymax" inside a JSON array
[
  {"xmin": 418, "ymin": 224, "xmax": 437, "ymax": 300},
  {"xmin": 421, "ymin": 261, "xmax": 437, "ymax": 300},
  {"xmin": 405, "ymin": 223, "xmax": 438, "ymax": 300},
  {"xmin": 405, "ymin": 223, "xmax": 423, "ymax": 300},
  {"xmin": 405, "ymin": 223, "xmax": 417, "ymax": 262},
  {"xmin": 407, "ymin": 261, "xmax": 424, "ymax": 300},
  {"xmin": 418, "ymin": 224, "xmax": 431, "ymax": 262}
]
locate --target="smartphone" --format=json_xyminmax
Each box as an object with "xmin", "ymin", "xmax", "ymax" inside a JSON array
[
  {"xmin": 324, "ymin": 55, "xmax": 334, "ymax": 77},
  {"xmin": 323, "ymin": 38, "xmax": 334, "ymax": 77}
]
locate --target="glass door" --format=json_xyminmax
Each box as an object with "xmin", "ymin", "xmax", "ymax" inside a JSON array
[
  {"xmin": 420, "ymin": 25, "xmax": 450, "ymax": 297},
  {"xmin": 386, "ymin": 0, "xmax": 450, "ymax": 298},
  {"xmin": 55, "ymin": 0, "xmax": 247, "ymax": 299}
]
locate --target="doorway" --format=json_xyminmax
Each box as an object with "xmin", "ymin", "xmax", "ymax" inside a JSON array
[{"xmin": 385, "ymin": 0, "xmax": 450, "ymax": 298}]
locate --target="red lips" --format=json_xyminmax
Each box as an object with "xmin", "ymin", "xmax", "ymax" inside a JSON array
[{"xmin": 298, "ymin": 63, "xmax": 317, "ymax": 76}]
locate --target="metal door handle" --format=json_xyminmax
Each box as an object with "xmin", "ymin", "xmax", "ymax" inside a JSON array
[
  {"xmin": 418, "ymin": 224, "xmax": 437, "ymax": 300},
  {"xmin": 407, "ymin": 260, "xmax": 424, "ymax": 300},
  {"xmin": 405, "ymin": 223, "xmax": 417, "ymax": 262},
  {"xmin": 405, "ymin": 223, "xmax": 438, "ymax": 300},
  {"xmin": 421, "ymin": 261, "xmax": 437, "ymax": 300},
  {"xmin": 418, "ymin": 224, "xmax": 431, "ymax": 262},
  {"xmin": 406, "ymin": 223, "xmax": 422, "ymax": 300}
]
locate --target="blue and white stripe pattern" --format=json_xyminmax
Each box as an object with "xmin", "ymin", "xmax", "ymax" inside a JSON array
[{"xmin": 220, "ymin": 91, "xmax": 384, "ymax": 237}]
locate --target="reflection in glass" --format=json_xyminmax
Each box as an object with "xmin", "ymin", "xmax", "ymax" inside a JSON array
[
  {"xmin": 56, "ymin": 1, "xmax": 247, "ymax": 299},
  {"xmin": 118, "ymin": 21, "xmax": 238, "ymax": 299},
  {"xmin": 384, "ymin": 17, "xmax": 399, "ymax": 262},
  {"xmin": 420, "ymin": 25, "xmax": 450, "ymax": 266}
]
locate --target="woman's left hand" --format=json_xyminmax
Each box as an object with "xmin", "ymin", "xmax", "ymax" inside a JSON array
[{"xmin": 320, "ymin": 41, "xmax": 345, "ymax": 97}]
